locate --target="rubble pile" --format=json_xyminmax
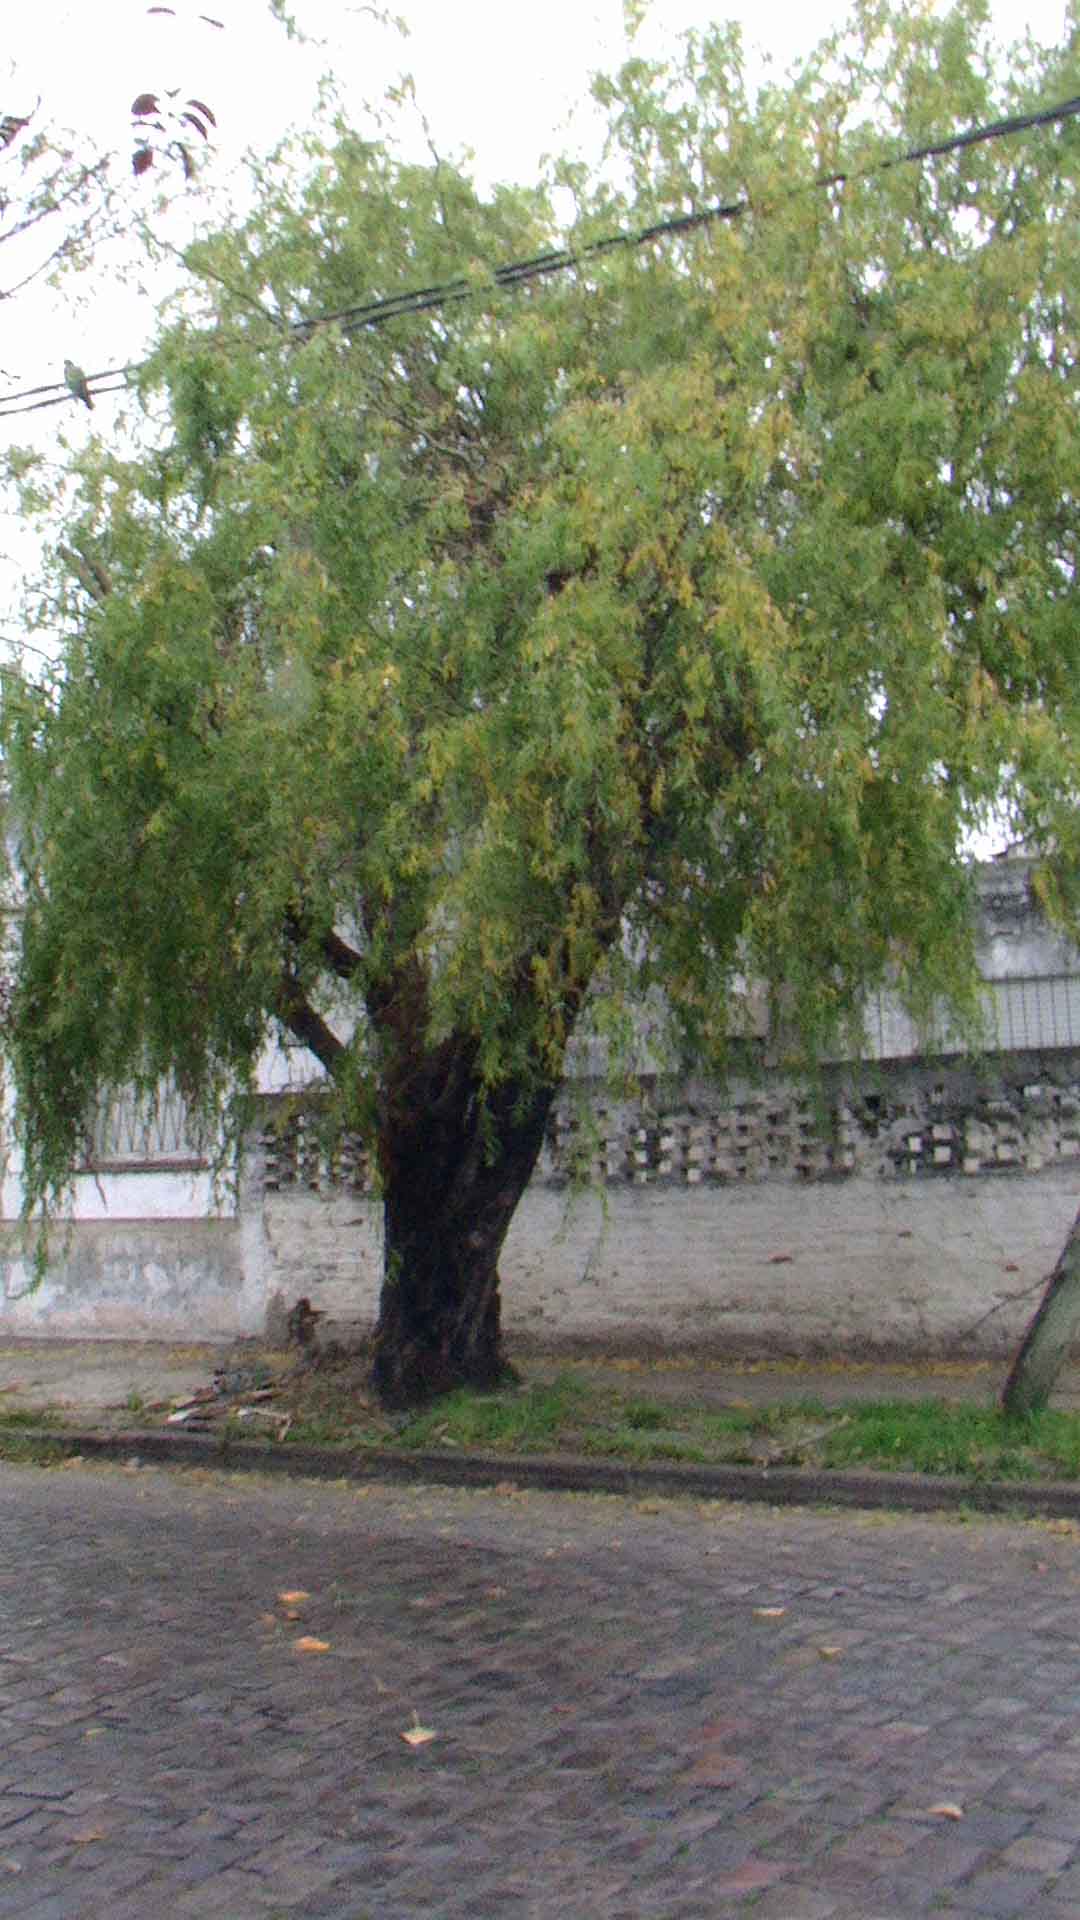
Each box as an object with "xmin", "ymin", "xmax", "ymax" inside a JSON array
[{"xmin": 165, "ymin": 1359, "xmax": 294, "ymax": 1439}]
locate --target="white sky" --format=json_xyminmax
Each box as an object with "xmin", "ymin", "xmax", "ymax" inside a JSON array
[{"xmin": 0, "ymin": 0, "xmax": 1073, "ymax": 639}]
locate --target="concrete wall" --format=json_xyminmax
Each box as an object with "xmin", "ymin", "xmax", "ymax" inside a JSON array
[
  {"xmin": 253, "ymin": 1160, "xmax": 1080, "ymax": 1361},
  {"xmin": 250, "ymin": 1053, "xmax": 1080, "ymax": 1360},
  {"xmin": 3, "ymin": 855, "xmax": 1079, "ymax": 1358},
  {"xmin": 0, "ymin": 1219, "xmax": 255, "ymax": 1339},
  {"xmin": 4, "ymin": 1060, "xmax": 1079, "ymax": 1358}
]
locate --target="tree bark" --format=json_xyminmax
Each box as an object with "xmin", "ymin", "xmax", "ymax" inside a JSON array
[
  {"xmin": 1000, "ymin": 1205, "xmax": 1080, "ymax": 1417},
  {"xmin": 369, "ymin": 1051, "xmax": 560, "ymax": 1409}
]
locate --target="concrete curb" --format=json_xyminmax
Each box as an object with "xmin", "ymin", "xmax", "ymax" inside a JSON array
[{"xmin": 8, "ymin": 1423, "xmax": 1080, "ymax": 1518}]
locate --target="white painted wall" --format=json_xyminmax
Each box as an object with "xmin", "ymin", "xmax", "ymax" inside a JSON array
[{"xmin": 3, "ymin": 854, "xmax": 1080, "ymax": 1357}]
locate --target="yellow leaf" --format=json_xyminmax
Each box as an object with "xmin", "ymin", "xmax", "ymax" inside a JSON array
[
  {"xmin": 818, "ymin": 1646, "xmax": 843, "ymax": 1659},
  {"xmin": 279, "ymin": 1590, "xmax": 310, "ymax": 1606},
  {"xmin": 401, "ymin": 1713, "xmax": 437, "ymax": 1747},
  {"xmin": 753, "ymin": 1606, "xmax": 786, "ymax": 1619},
  {"xmin": 927, "ymin": 1803, "xmax": 964, "ymax": 1821},
  {"xmin": 70, "ymin": 1829, "xmax": 107, "ymax": 1845},
  {"xmin": 293, "ymin": 1636, "xmax": 330, "ymax": 1654}
]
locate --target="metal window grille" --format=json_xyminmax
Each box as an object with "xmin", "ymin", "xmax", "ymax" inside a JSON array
[
  {"xmin": 81, "ymin": 1082, "xmax": 209, "ymax": 1172},
  {"xmin": 862, "ymin": 974, "xmax": 1080, "ymax": 1061}
]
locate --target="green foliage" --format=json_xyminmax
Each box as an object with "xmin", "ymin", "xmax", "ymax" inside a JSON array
[
  {"xmin": 396, "ymin": 1374, "xmax": 589, "ymax": 1451},
  {"xmin": 0, "ymin": 1406, "xmax": 65, "ymax": 1430},
  {"xmin": 273, "ymin": 1369, "xmax": 1080, "ymax": 1480},
  {"xmin": 821, "ymin": 1399, "xmax": 1080, "ymax": 1479},
  {"xmin": 6, "ymin": 0, "xmax": 1080, "ymax": 1229}
]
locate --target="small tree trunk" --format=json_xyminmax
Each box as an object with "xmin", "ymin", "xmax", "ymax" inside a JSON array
[
  {"xmin": 369, "ymin": 1057, "xmax": 558, "ymax": 1409},
  {"xmin": 1001, "ymin": 1205, "xmax": 1080, "ymax": 1417}
]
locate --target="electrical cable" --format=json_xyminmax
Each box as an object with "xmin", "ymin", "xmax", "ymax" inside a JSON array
[{"xmin": 1, "ymin": 87, "xmax": 1079, "ymax": 420}]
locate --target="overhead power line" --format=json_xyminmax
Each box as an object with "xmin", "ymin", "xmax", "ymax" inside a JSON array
[{"xmin": 2, "ymin": 88, "xmax": 1079, "ymax": 423}]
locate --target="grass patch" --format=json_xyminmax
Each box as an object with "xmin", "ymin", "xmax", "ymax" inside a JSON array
[
  {"xmin": 396, "ymin": 1374, "xmax": 591, "ymax": 1452},
  {"xmin": 0, "ymin": 1406, "xmax": 69, "ymax": 1466},
  {"xmin": 0, "ymin": 1430, "xmax": 68, "ymax": 1465},
  {"xmin": 282, "ymin": 1412, "xmax": 381, "ymax": 1450},
  {"xmin": 822, "ymin": 1399, "xmax": 1080, "ymax": 1480},
  {"xmin": 270, "ymin": 1356, "xmax": 1080, "ymax": 1484}
]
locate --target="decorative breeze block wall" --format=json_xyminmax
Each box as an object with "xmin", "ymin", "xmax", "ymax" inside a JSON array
[{"xmin": 256, "ymin": 1054, "xmax": 1080, "ymax": 1200}]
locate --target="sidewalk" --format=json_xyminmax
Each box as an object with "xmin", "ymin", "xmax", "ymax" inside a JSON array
[
  {"xmin": 2, "ymin": 1333, "xmax": 1078, "ymax": 1425},
  {"xmin": 8, "ymin": 1332, "xmax": 1080, "ymax": 1524}
]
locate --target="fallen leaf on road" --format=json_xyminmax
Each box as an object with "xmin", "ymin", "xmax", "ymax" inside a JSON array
[
  {"xmin": 293, "ymin": 1636, "xmax": 330, "ymax": 1654},
  {"xmin": 70, "ymin": 1829, "xmax": 107, "ymax": 1845},
  {"xmin": 0, "ymin": 1858, "xmax": 22, "ymax": 1873},
  {"xmin": 753, "ymin": 1607, "xmax": 786, "ymax": 1619},
  {"xmin": 818, "ymin": 1646, "xmax": 843, "ymax": 1659},
  {"xmin": 279, "ymin": 1590, "xmax": 310, "ymax": 1607},
  {"xmin": 927, "ymin": 1803, "xmax": 964, "ymax": 1821},
  {"xmin": 401, "ymin": 1714, "xmax": 437, "ymax": 1747},
  {"xmin": 683, "ymin": 1750, "xmax": 747, "ymax": 1788}
]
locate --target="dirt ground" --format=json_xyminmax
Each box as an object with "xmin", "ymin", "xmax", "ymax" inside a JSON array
[{"xmin": 1, "ymin": 1333, "xmax": 1077, "ymax": 1425}]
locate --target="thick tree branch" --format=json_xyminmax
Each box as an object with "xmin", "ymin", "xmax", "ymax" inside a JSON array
[
  {"xmin": 276, "ymin": 973, "xmax": 345, "ymax": 1072},
  {"xmin": 322, "ymin": 929, "xmax": 363, "ymax": 980},
  {"xmin": 283, "ymin": 907, "xmax": 364, "ymax": 984},
  {"xmin": 58, "ymin": 544, "xmax": 112, "ymax": 602}
]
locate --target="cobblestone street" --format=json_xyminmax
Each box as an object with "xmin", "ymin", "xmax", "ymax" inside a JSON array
[{"xmin": 2, "ymin": 1461, "xmax": 1080, "ymax": 1917}]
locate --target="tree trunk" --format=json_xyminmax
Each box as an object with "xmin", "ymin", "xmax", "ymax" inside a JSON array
[
  {"xmin": 369, "ymin": 1057, "xmax": 559, "ymax": 1409},
  {"xmin": 1001, "ymin": 1205, "xmax": 1080, "ymax": 1417}
]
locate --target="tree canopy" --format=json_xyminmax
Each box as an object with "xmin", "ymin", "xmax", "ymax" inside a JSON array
[{"xmin": 6, "ymin": 0, "xmax": 1080, "ymax": 1401}]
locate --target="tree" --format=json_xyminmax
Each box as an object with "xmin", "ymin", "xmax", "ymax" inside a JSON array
[
  {"xmin": 1001, "ymin": 1209, "xmax": 1080, "ymax": 1416},
  {"xmin": 5, "ymin": 0, "xmax": 1080, "ymax": 1406},
  {"xmin": 0, "ymin": 102, "xmax": 112, "ymax": 311},
  {"xmin": 0, "ymin": 7, "xmax": 222, "ymax": 324}
]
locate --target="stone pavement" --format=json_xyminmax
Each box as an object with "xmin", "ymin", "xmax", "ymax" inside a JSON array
[{"xmin": 3, "ymin": 1463, "xmax": 1080, "ymax": 1917}]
